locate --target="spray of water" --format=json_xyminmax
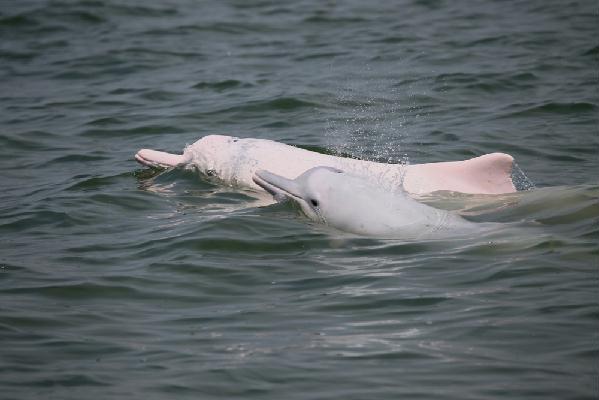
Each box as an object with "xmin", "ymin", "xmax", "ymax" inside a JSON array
[
  {"xmin": 511, "ymin": 161, "xmax": 535, "ymax": 191},
  {"xmin": 324, "ymin": 73, "xmax": 411, "ymax": 168}
]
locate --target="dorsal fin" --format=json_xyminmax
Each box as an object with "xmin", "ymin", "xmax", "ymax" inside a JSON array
[{"xmin": 403, "ymin": 153, "xmax": 516, "ymax": 194}]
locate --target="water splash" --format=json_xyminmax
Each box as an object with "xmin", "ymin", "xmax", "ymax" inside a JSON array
[
  {"xmin": 324, "ymin": 72, "xmax": 410, "ymax": 168},
  {"xmin": 511, "ymin": 161, "xmax": 535, "ymax": 191}
]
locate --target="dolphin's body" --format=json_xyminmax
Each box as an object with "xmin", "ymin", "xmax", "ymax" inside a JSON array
[
  {"xmin": 135, "ymin": 135, "xmax": 516, "ymax": 197},
  {"xmin": 253, "ymin": 166, "xmax": 485, "ymax": 238}
]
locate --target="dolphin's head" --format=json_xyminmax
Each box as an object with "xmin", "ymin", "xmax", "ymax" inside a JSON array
[{"xmin": 253, "ymin": 166, "xmax": 380, "ymax": 228}]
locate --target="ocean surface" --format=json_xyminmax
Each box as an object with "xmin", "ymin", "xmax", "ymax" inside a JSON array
[{"xmin": 1, "ymin": 0, "xmax": 598, "ymax": 399}]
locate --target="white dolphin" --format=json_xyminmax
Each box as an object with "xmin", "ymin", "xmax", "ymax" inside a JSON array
[
  {"xmin": 135, "ymin": 135, "xmax": 516, "ymax": 197},
  {"xmin": 253, "ymin": 166, "xmax": 486, "ymax": 238}
]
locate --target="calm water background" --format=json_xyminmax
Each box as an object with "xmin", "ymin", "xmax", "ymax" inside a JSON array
[{"xmin": 1, "ymin": 1, "xmax": 598, "ymax": 399}]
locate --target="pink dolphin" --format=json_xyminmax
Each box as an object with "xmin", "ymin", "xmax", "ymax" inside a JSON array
[{"xmin": 135, "ymin": 135, "xmax": 516, "ymax": 195}]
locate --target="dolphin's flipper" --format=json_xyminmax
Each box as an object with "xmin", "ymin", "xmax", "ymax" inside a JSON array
[
  {"xmin": 404, "ymin": 152, "xmax": 516, "ymax": 194},
  {"xmin": 135, "ymin": 149, "xmax": 185, "ymax": 168}
]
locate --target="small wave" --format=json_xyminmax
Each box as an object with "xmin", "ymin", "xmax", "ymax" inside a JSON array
[
  {"xmin": 435, "ymin": 71, "xmax": 539, "ymax": 93},
  {"xmin": 65, "ymin": 172, "xmax": 133, "ymax": 192},
  {"xmin": 534, "ymin": 102, "xmax": 597, "ymax": 113},
  {"xmin": 59, "ymin": 10, "xmax": 105, "ymax": 24},
  {"xmin": 192, "ymin": 79, "xmax": 248, "ymax": 91},
  {"xmin": 80, "ymin": 125, "xmax": 184, "ymax": 138},
  {"xmin": 47, "ymin": 154, "xmax": 109, "ymax": 165},
  {"xmin": 143, "ymin": 22, "xmax": 277, "ymax": 36},
  {"xmin": 138, "ymin": 90, "xmax": 181, "ymax": 102},
  {"xmin": 293, "ymin": 51, "xmax": 350, "ymax": 61},
  {"xmin": 262, "ymin": 97, "xmax": 318, "ymax": 110},
  {"xmin": 371, "ymin": 35, "xmax": 414, "ymax": 44},
  {"xmin": 0, "ymin": 134, "xmax": 51, "ymax": 151},
  {"xmin": 210, "ymin": 97, "xmax": 320, "ymax": 115},
  {"xmin": 582, "ymin": 45, "xmax": 599, "ymax": 56},
  {"xmin": 102, "ymin": 3, "xmax": 178, "ymax": 17},
  {"xmin": 2, "ymin": 282, "xmax": 149, "ymax": 301},
  {"xmin": 0, "ymin": 14, "xmax": 38, "ymax": 27},
  {"xmin": 465, "ymin": 34, "xmax": 511, "ymax": 47},
  {"xmin": 509, "ymin": 185, "xmax": 599, "ymax": 225},
  {"xmin": 498, "ymin": 101, "xmax": 598, "ymax": 118},
  {"xmin": 303, "ymin": 15, "xmax": 368, "ymax": 24},
  {"xmin": 84, "ymin": 117, "xmax": 126, "ymax": 127},
  {"xmin": 0, "ymin": 50, "xmax": 36, "ymax": 61}
]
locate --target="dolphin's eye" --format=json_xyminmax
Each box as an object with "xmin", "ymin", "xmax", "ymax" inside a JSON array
[{"xmin": 310, "ymin": 199, "xmax": 319, "ymax": 207}]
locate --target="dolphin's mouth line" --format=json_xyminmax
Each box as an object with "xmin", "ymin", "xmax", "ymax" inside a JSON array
[
  {"xmin": 252, "ymin": 173, "xmax": 279, "ymax": 196},
  {"xmin": 252, "ymin": 170, "xmax": 303, "ymax": 202},
  {"xmin": 253, "ymin": 171, "xmax": 300, "ymax": 203}
]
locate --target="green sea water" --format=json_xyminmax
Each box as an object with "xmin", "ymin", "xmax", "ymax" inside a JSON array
[{"xmin": 1, "ymin": 1, "xmax": 598, "ymax": 399}]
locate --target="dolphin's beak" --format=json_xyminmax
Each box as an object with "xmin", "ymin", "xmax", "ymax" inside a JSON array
[{"xmin": 253, "ymin": 170, "xmax": 303, "ymax": 201}]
